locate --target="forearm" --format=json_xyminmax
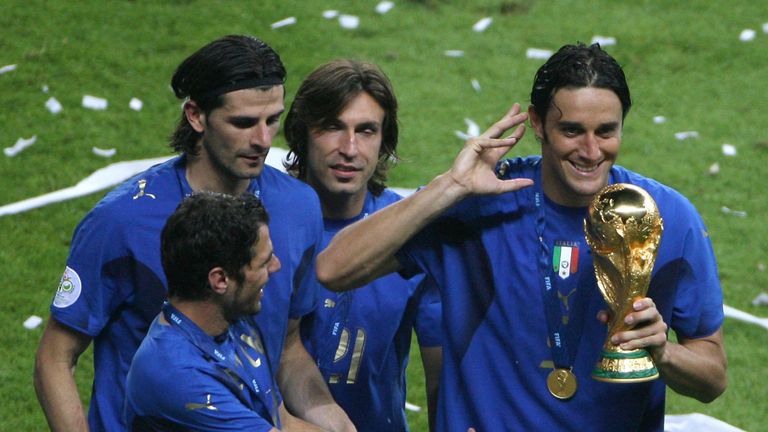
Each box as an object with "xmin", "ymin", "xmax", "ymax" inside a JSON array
[
  {"xmin": 652, "ymin": 329, "xmax": 727, "ymax": 403},
  {"xmin": 317, "ymin": 173, "xmax": 467, "ymax": 291},
  {"xmin": 34, "ymin": 353, "xmax": 88, "ymax": 431},
  {"xmin": 279, "ymin": 322, "xmax": 355, "ymax": 431}
]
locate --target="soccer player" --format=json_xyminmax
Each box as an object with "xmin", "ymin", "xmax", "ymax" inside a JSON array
[
  {"xmin": 34, "ymin": 35, "xmax": 353, "ymax": 432},
  {"xmin": 316, "ymin": 43, "xmax": 727, "ymax": 431},
  {"xmin": 284, "ymin": 59, "xmax": 443, "ymax": 431},
  {"xmin": 125, "ymin": 192, "xmax": 287, "ymax": 430}
]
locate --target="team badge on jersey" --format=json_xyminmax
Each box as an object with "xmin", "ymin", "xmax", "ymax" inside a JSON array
[
  {"xmin": 553, "ymin": 242, "xmax": 579, "ymax": 280},
  {"xmin": 53, "ymin": 266, "xmax": 82, "ymax": 308}
]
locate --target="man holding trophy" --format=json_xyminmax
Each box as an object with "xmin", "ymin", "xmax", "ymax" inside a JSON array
[{"xmin": 316, "ymin": 43, "xmax": 727, "ymax": 431}]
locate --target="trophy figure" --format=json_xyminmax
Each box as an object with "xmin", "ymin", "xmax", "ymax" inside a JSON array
[{"xmin": 584, "ymin": 183, "xmax": 663, "ymax": 382}]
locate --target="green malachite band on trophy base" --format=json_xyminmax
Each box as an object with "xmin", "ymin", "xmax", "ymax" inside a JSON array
[{"xmin": 591, "ymin": 348, "xmax": 660, "ymax": 382}]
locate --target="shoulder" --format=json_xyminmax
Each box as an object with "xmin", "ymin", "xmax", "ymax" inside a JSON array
[{"xmin": 612, "ymin": 165, "xmax": 699, "ymax": 215}]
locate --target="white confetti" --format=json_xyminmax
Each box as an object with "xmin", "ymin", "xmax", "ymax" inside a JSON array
[
  {"xmin": 471, "ymin": 78, "xmax": 481, "ymax": 92},
  {"xmin": 24, "ymin": 315, "xmax": 43, "ymax": 330},
  {"xmin": 375, "ymin": 1, "xmax": 394, "ymax": 14},
  {"xmin": 271, "ymin": 17, "xmax": 296, "ymax": 29},
  {"xmin": 591, "ymin": 35, "xmax": 616, "ymax": 46},
  {"xmin": 322, "ymin": 10, "xmax": 339, "ymax": 19},
  {"xmin": 721, "ymin": 143, "xmax": 737, "ymax": 156},
  {"xmin": 739, "ymin": 29, "xmax": 756, "ymax": 41},
  {"xmin": 42, "ymin": 85, "xmax": 49, "ymax": 93},
  {"xmin": 472, "ymin": 17, "xmax": 493, "ymax": 33},
  {"xmin": 129, "ymin": 97, "xmax": 143, "ymax": 111},
  {"xmin": 404, "ymin": 401, "xmax": 422, "ymax": 412},
  {"xmin": 526, "ymin": 48, "xmax": 553, "ymax": 59},
  {"xmin": 708, "ymin": 162, "xmax": 720, "ymax": 175},
  {"xmin": 92, "ymin": 147, "xmax": 117, "ymax": 158},
  {"xmin": 444, "ymin": 50, "xmax": 465, "ymax": 58},
  {"xmin": 653, "ymin": 115, "xmax": 666, "ymax": 124},
  {"xmin": 674, "ymin": 131, "xmax": 699, "ymax": 140},
  {"xmin": 753, "ymin": 292, "xmax": 768, "ymax": 306},
  {"xmin": 763, "ymin": 22, "xmax": 768, "ymax": 33},
  {"xmin": 82, "ymin": 95, "xmax": 108, "ymax": 110},
  {"xmin": 339, "ymin": 15, "xmax": 360, "ymax": 29},
  {"xmin": 0, "ymin": 64, "xmax": 17, "ymax": 74},
  {"xmin": 4, "ymin": 136, "xmax": 37, "ymax": 157},
  {"xmin": 721, "ymin": 206, "xmax": 747, "ymax": 217},
  {"xmin": 455, "ymin": 118, "xmax": 480, "ymax": 140},
  {"xmin": 45, "ymin": 97, "xmax": 62, "ymax": 114}
]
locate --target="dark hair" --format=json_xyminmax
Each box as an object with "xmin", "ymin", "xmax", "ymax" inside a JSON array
[
  {"xmin": 161, "ymin": 192, "xmax": 269, "ymax": 301},
  {"xmin": 284, "ymin": 59, "xmax": 398, "ymax": 196},
  {"xmin": 169, "ymin": 35, "xmax": 286, "ymax": 155},
  {"xmin": 530, "ymin": 43, "xmax": 631, "ymax": 124}
]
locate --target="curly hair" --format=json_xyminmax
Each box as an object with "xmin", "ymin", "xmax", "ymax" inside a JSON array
[
  {"xmin": 530, "ymin": 43, "xmax": 631, "ymax": 125},
  {"xmin": 168, "ymin": 35, "xmax": 286, "ymax": 155},
  {"xmin": 161, "ymin": 192, "xmax": 269, "ymax": 301},
  {"xmin": 283, "ymin": 59, "xmax": 398, "ymax": 196}
]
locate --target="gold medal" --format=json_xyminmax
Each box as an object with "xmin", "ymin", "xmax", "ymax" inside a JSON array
[{"xmin": 547, "ymin": 368, "xmax": 577, "ymax": 400}]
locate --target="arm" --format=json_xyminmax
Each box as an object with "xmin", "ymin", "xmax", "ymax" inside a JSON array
[
  {"xmin": 419, "ymin": 346, "xmax": 442, "ymax": 432},
  {"xmin": 317, "ymin": 104, "xmax": 534, "ymax": 291},
  {"xmin": 278, "ymin": 318, "xmax": 355, "ymax": 432},
  {"xmin": 279, "ymin": 402, "xmax": 325, "ymax": 432},
  {"xmin": 34, "ymin": 317, "xmax": 92, "ymax": 432},
  {"xmin": 611, "ymin": 298, "xmax": 727, "ymax": 402}
]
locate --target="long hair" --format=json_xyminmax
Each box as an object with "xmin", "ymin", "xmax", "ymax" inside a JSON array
[
  {"xmin": 169, "ymin": 35, "xmax": 286, "ymax": 155},
  {"xmin": 284, "ymin": 59, "xmax": 398, "ymax": 196}
]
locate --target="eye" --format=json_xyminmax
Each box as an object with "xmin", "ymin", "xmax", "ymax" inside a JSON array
[
  {"xmin": 231, "ymin": 118, "xmax": 257, "ymax": 129},
  {"xmin": 267, "ymin": 115, "xmax": 281, "ymax": 126}
]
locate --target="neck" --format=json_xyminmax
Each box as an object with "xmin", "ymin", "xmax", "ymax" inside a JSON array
[
  {"xmin": 185, "ymin": 153, "xmax": 251, "ymax": 196},
  {"xmin": 171, "ymin": 299, "xmax": 229, "ymax": 337},
  {"xmin": 317, "ymin": 188, "xmax": 368, "ymax": 220}
]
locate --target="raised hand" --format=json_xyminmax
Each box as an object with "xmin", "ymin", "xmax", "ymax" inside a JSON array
[{"xmin": 446, "ymin": 103, "xmax": 533, "ymax": 197}]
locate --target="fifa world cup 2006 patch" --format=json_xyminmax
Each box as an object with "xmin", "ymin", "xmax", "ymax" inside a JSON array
[{"xmin": 53, "ymin": 266, "xmax": 82, "ymax": 308}]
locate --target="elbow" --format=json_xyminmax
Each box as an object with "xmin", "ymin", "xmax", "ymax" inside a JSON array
[
  {"xmin": 700, "ymin": 372, "xmax": 728, "ymax": 403},
  {"xmin": 315, "ymin": 252, "xmax": 347, "ymax": 292}
]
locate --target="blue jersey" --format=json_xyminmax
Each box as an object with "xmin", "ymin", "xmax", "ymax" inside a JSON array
[
  {"xmin": 396, "ymin": 156, "xmax": 723, "ymax": 432},
  {"xmin": 301, "ymin": 189, "xmax": 442, "ymax": 432},
  {"xmin": 125, "ymin": 305, "xmax": 280, "ymax": 431},
  {"xmin": 50, "ymin": 155, "xmax": 321, "ymax": 431}
]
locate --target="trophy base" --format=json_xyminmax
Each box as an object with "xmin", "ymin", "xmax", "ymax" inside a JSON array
[{"xmin": 592, "ymin": 348, "xmax": 659, "ymax": 383}]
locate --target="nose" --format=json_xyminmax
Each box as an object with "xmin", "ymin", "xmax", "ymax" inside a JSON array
[
  {"xmin": 268, "ymin": 255, "xmax": 281, "ymax": 274},
  {"xmin": 338, "ymin": 129, "xmax": 359, "ymax": 158},
  {"xmin": 251, "ymin": 122, "xmax": 273, "ymax": 149},
  {"xmin": 580, "ymin": 133, "xmax": 601, "ymax": 160}
]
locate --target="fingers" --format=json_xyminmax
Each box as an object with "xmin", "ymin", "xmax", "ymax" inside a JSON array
[
  {"xmin": 479, "ymin": 103, "xmax": 529, "ymax": 139},
  {"xmin": 611, "ymin": 298, "xmax": 668, "ymax": 350}
]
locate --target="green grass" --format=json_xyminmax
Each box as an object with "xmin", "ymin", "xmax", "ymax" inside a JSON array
[{"xmin": 2, "ymin": 0, "xmax": 767, "ymax": 430}]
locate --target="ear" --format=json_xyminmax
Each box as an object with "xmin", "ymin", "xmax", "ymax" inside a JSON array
[
  {"xmin": 527, "ymin": 104, "xmax": 544, "ymax": 141},
  {"xmin": 184, "ymin": 100, "xmax": 206, "ymax": 134},
  {"xmin": 207, "ymin": 267, "xmax": 229, "ymax": 295}
]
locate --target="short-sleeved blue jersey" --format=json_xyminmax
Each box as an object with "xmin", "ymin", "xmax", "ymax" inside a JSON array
[
  {"xmin": 396, "ymin": 156, "xmax": 723, "ymax": 432},
  {"xmin": 125, "ymin": 311, "xmax": 279, "ymax": 431},
  {"xmin": 301, "ymin": 189, "xmax": 442, "ymax": 431},
  {"xmin": 50, "ymin": 155, "xmax": 321, "ymax": 431}
]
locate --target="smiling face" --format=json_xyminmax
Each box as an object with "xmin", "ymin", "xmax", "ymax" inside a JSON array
[
  {"xmin": 186, "ymin": 86, "xmax": 285, "ymax": 194},
  {"xmin": 227, "ymin": 225, "xmax": 281, "ymax": 318},
  {"xmin": 304, "ymin": 91, "xmax": 384, "ymax": 218},
  {"xmin": 530, "ymin": 87, "xmax": 623, "ymax": 208}
]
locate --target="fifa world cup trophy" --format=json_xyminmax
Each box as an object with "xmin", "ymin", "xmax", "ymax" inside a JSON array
[{"xmin": 584, "ymin": 183, "xmax": 663, "ymax": 382}]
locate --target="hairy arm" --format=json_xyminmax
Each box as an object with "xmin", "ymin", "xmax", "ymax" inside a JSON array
[
  {"xmin": 612, "ymin": 298, "xmax": 727, "ymax": 402},
  {"xmin": 34, "ymin": 317, "xmax": 92, "ymax": 432},
  {"xmin": 278, "ymin": 319, "xmax": 355, "ymax": 432},
  {"xmin": 317, "ymin": 104, "xmax": 533, "ymax": 292},
  {"xmin": 420, "ymin": 345, "xmax": 443, "ymax": 432}
]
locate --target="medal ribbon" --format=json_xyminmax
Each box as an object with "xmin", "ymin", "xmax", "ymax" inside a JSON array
[
  {"xmin": 532, "ymin": 166, "xmax": 573, "ymax": 371},
  {"xmin": 161, "ymin": 302, "xmax": 279, "ymax": 426}
]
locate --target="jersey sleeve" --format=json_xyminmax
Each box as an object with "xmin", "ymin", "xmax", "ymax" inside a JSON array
[
  {"xmin": 413, "ymin": 275, "xmax": 443, "ymax": 348},
  {"xmin": 668, "ymin": 200, "xmax": 725, "ymax": 339},
  {"xmin": 50, "ymin": 205, "xmax": 131, "ymax": 336},
  {"xmin": 288, "ymin": 192, "xmax": 323, "ymax": 320}
]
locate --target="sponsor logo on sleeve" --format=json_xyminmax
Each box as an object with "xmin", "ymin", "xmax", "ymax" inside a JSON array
[{"xmin": 53, "ymin": 266, "xmax": 82, "ymax": 308}]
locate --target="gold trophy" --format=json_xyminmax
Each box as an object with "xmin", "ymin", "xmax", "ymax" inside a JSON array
[{"xmin": 584, "ymin": 183, "xmax": 663, "ymax": 382}]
